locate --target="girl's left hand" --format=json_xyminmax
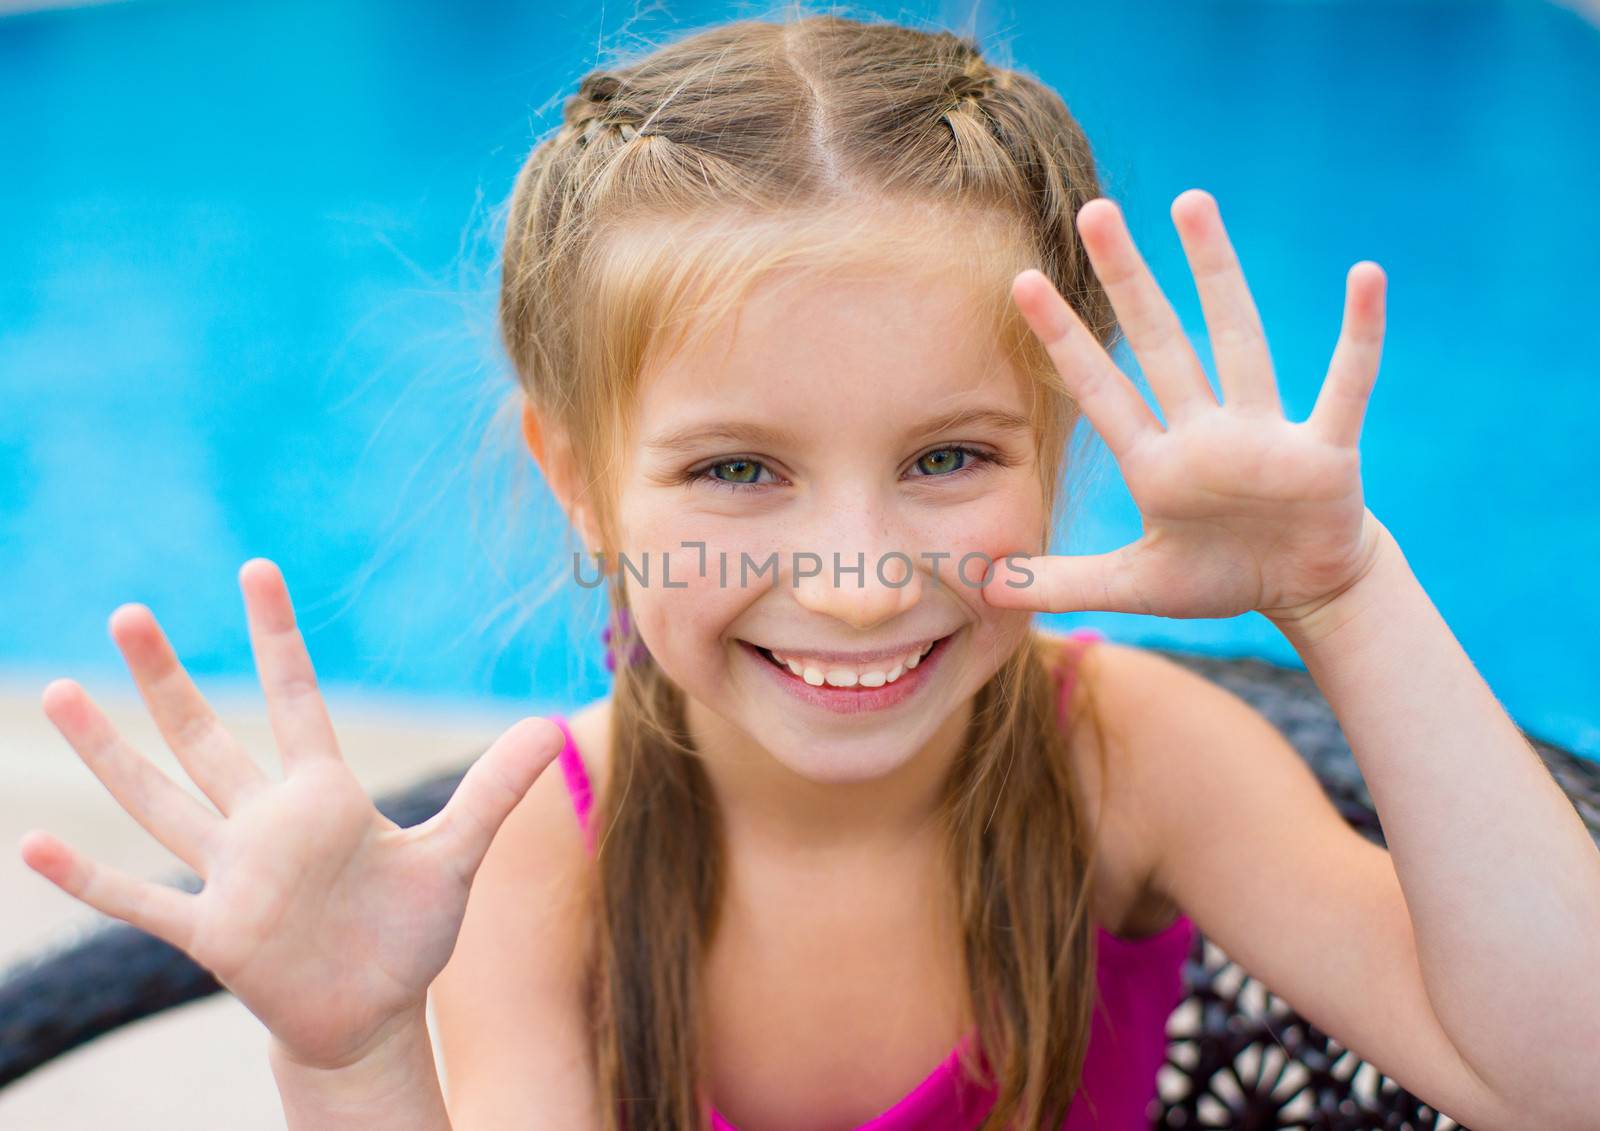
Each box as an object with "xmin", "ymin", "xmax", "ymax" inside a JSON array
[{"xmin": 984, "ymin": 189, "xmax": 1390, "ymax": 628}]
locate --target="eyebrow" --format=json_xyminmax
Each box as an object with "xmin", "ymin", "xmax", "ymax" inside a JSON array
[{"xmin": 642, "ymin": 407, "xmax": 1034, "ymax": 456}]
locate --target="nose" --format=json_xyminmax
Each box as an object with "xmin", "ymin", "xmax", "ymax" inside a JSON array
[
  {"xmin": 790, "ymin": 547, "xmax": 926, "ymax": 630},
  {"xmin": 787, "ymin": 486, "xmax": 928, "ymax": 633}
]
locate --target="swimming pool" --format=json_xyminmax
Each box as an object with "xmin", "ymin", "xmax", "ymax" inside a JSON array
[{"xmin": 1, "ymin": 0, "xmax": 1595, "ymax": 760}]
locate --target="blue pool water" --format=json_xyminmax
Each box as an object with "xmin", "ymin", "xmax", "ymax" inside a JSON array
[{"xmin": 1, "ymin": 0, "xmax": 1596, "ymax": 760}]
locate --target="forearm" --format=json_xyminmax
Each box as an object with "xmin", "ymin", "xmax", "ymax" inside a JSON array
[
  {"xmin": 269, "ymin": 1007, "xmax": 452, "ymax": 1131},
  {"xmin": 1270, "ymin": 521, "xmax": 1600, "ymax": 1120}
]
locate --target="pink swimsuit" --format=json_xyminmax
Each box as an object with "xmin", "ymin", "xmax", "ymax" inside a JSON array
[{"xmin": 549, "ymin": 628, "xmax": 1195, "ymax": 1130}]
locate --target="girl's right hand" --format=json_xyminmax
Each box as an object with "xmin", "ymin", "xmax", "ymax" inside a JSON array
[{"xmin": 17, "ymin": 558, "xmax": 564, "ymax": 1071}]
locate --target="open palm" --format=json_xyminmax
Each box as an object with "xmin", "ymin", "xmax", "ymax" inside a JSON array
[
  {"xmin": 985, "ymin": 189, "xmax": 1391, "ymax": 626},
  {"xmin": 18, "ymin": 559, "xmax": 562, "ymax": 1070}
]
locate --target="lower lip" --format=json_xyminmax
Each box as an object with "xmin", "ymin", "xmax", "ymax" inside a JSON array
[{"xmin": 739, "ymin": 633, "xmax": 954, "ymax": 716}]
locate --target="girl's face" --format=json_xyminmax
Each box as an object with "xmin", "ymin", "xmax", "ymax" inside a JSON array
[{"xmin": 613, "ymin": 267, "xmax": 1048, "ymax": 784}]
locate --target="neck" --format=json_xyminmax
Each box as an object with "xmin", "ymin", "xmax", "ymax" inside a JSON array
[{"xmin": 682, "ymin": 692, "xmax": 975, "ymax": 855}]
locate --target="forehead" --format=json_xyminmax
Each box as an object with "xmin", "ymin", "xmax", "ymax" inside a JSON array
[{"xmin": 633, "ymin": 266, "xmax": 1028, "ymax": 443}]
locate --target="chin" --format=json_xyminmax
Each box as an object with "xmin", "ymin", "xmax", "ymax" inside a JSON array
[{"xmin": 760, "ymin": 729, "xmax": 937, "ymax": 785}]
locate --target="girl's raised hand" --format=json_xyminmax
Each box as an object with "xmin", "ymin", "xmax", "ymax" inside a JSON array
[
  {"xmin": 17, "ymin": 559, "xmax": 563, "ymax": 1071},
  {"xmin": 986, "ymin": 190, "xmax": 1391, "ymax": 628}
]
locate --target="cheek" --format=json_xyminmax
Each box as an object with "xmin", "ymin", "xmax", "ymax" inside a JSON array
[
  {"xmin": 630, "ymin": 559, "xmax": 740, "ymax": 652},
  {"xmin": 620, "ymin": 491, "xmax": 781, "ymax": 564},
  {"xmin": 914, "ymin": 490, "xmax": 1047, "ymax": 581},
  {"xmin": 618, "ymin": 502, "xmax": 774, "ymax": 657}
]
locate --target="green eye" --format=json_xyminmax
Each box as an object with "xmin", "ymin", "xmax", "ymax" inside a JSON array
[
  {"xmin": 686, "ymin": 457, "xmax": 774, "ymax": 492},
  {"xmin": 915, "ymin": 448, "xmax": 968, "ymax": 475},
  {"xmin": 712, "ymin": 459, "xmax": 761, "ymax": 484}
]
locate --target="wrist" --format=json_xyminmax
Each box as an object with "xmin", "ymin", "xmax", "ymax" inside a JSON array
[
  {"xmin": 269, "ymin": 1007, "xmax": 449, "ymax": 1128},
  {"xmin": 1266, "ymin": 514, "xmax": 1405, "ymax": 650},
  {"xmin": 269, "ymin": 1004, "xmax": 430, "ymax": 1074}
]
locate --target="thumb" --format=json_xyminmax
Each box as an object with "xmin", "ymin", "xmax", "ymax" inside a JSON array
[
  {"xmin": 980, "ymin": 548, "xmax": 1145, "ymax": 615},
  {"xmin": 426, "ymin": 717, "xmax": 565, "ymax": 884}
]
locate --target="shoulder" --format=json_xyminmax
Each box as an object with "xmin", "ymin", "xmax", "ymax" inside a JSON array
[
  {"xmin": 1068, "ymin": 635, "xmax": 1323, "ymax": 830},
  {"xmin": 1058, "ymin": 633, "xmax": 1351, "ymax": 914},
  {"xmin": 1044, "ymin": 628, "xmax": 1270, "ymax": 796},
  {"xmin": 1058, "ymin": 642, "xmax": 1524, "ymax": 1128},
  {"xmin": 430, "ymin": 695, "xmax": 614, "ymax": 1126},
  {"xmin": 1036, "ymin": 630, "xmax": 1290, "ymax": 932}
]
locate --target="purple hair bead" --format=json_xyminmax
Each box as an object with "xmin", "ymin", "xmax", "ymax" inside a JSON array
[{"xmin": 601, "ymin": 606, "xmax": 650, "ymax": 672}]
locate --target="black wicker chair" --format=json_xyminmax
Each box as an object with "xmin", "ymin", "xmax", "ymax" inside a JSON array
[{"xmin": 3, "ymin": 648, "xmax": 1596, "ymax": 1129}]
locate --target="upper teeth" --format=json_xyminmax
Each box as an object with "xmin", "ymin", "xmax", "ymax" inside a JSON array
[{"xmin": 768, "ymin": 640, "xmax": 938, "ymax": 688}]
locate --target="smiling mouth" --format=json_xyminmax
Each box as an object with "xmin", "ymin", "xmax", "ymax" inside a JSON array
[{"xmin": 746, "ymin": 634, "xmax": 951, "ymax": 689}]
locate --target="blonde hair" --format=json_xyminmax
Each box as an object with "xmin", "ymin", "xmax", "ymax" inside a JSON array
[{"xmin": 498, "ymin": 11, "xmax": 1122, "ymax": 1129}]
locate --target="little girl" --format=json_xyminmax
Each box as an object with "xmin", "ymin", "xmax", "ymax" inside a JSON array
[{"xmin": 19, "ymin": 13, "xmax": 1600, "ymax": 1131}]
